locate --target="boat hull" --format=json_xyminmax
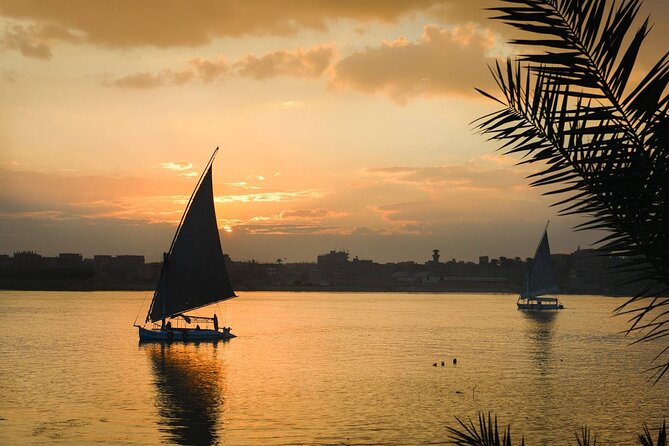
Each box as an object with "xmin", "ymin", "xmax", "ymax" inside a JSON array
[
  {"xmin": 517, "ymin": 297, "xmax": 564, "ymax": 310},
  {"xmin": 137, "ymin": 326, "xmax": 236, "ymax": 342}
]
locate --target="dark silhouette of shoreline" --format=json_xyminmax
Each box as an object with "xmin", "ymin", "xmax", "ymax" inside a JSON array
[{"xmin": 0, "ymin": 248, "xmax": 645, "ymax": 296}]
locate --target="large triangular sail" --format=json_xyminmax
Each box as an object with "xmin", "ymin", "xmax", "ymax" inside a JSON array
[
  {"xmin": 147, "ymin": 151, "xmax": 235, "ymax": 323},
  {"xmin": 520, "ymin": 228, "xmax": 558, "ymax": 299}
]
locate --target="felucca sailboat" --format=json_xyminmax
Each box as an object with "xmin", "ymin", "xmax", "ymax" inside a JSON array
[
  {"xmin": 517, "ymin": 223, "xmax": 564, "ymax": 310},
  {"xmin": 136, "ymin": 147, "xmax": 237, "ymax": 341}
]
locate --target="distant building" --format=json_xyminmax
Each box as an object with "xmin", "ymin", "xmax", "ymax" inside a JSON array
[
  {"xmin": 93, "ymin": 255, "xmax": 113, "ymax": 265},
  {"xmin": 426, "ymin": 249, "xmax": 443, "ymax": 273},
  {"xmin": 57, "ymin": 253, "xmax": 83, "ymax": 268},
  {"xmin": 317, "ymin": 250, "xmax": 349, "ymax": 269},
  {"xmin": 432, "ymin": 249, "xmax": 440, "ymax": 263},
  {"xmin": 14, "ymin": 251, "xmax": 42, "ymax": 267},
  {"xmin": 114, "ymin": 255, "xmax": 145, "ymax": 267}
]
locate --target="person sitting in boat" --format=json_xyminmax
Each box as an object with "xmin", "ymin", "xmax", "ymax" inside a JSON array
[
  {"xmin": 213, "ymin": 314, "xmax": 219, "ymax": 331},
  {"xmin": 165, "ymin": 321, "xmax": 172, "ymax": 330}
]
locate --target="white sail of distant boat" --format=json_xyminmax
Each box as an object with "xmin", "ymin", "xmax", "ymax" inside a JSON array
[
  {"xmin": 135, "ymin": 147, "xmax": 237, "ymax": 341},
  {"xmin": 517, "ymin": 223, "xmax": 564, "ymax": 310}
]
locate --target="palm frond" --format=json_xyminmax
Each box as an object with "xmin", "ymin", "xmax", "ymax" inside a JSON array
[
  {"xmin": 446, "ymin": 412, "xmax": 523, "ymax": 446},
  {"xmin": 477, "ymin": 0, "xmax": 669, "ymax": 378},
  {"xmin": 576, "ymin": 426, "xmax": 598, "ymax": 446},
  {"xmin": 637, "ymin": 419, "xmax": 667, "ymax": 446}
]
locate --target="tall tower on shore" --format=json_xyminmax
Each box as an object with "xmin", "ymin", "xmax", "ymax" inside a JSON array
[{"xmin": 432, "ymin": 249, "xmax": 440, "ymax": 264}]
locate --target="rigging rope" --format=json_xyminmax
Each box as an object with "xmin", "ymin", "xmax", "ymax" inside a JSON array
[{"xmin": 133, "ymin": 290, "xmax": 152, "ymax": 326}]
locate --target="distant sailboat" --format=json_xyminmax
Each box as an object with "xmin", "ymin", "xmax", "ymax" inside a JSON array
[
  {"xmin": 136, "ymin": 147, "xmax": 237, "ymax": 341},
  {"xmin": 517, "ymin": 223, "xmax": 564, "ymax": 310}
]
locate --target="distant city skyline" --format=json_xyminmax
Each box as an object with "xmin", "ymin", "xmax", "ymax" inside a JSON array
[
  {"xmin": 1, "ymin": 245, "xmax": 640, "ymax": 297},
  {"xmin": 2, "ymin": 0, "xmax": 666, "ymax": 264},
  {"xmin": 2, "ymin": 225, "xmax": 592, "ymax": 265}
]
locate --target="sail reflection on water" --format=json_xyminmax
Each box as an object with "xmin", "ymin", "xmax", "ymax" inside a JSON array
[
  {"xmin": 143, "ymin": 342, "xmax": 228, "ymax": 446},
  {"xmin": 522, "ymin": 311, "xmax": 557, "ymax": 374}
]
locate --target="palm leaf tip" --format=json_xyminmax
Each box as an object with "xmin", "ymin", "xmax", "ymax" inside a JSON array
[
  {"xmin": 637, "ymin": 419, "xmax": 667, "ymax": 446},
  {"xmin": 446, "ymin": 412, "xmax": 521, "ymax": 446}
]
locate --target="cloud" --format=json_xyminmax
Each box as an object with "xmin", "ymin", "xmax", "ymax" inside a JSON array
[
  {"xmin": 106, "ymin": 44, "xmax": 334, "ymax": 88},
  {"xmin": 227, "ymin": 181, "xmax": 262, "ymax": 190},
  {"xmin": 365, "ymin": 162, "xmax": 533, "ymax": 191},
  {"xmin": 105, "ymin": 69, "xmax": 194, "ymax": 89},
  {"xmin": 214, "ymin": 190, "xmax": 323, "ymax": 203},
  {"xmin": 1, "ymin": 24, "xmax": 52, "ymax": 59},
  {"xmin": 154, "ymin": 164, "xmax": 199, "ymax": 178},
  {"xmin": 0, "ymin": 167, "xmax": 200, "ymax": 224},
  {"xmin": 233, "ymin": 223, "xmax": 334, "ymax": 236},
  {"xmin": 349, "ymin": 226, "xmax": 384, "ymax": 236},
  {"xmin": 339, "ymin": 158, "xmax": 548, "ymax": 236},
  {"xmin": 0, "ymin": 21, "xmax": 83, "ymax": 60},
  {"xmin": 280, "ymin": 208, "xmax": 348, "ymax": 219},
  {"xmin": 188, "ymin": 56, "xmax": 229, "ymax": 83},
  {"xmin": 159, "ymin": 161, "xmax": 193, "ymax": 171},
  {"xmin": 280, "ymin": 208, "xmax": 331, "ymax": 219},
  {"xmin": 331, "ymin": 24, "xmax": 497, "ymax": 103},
  {"xmin": 235, "ymin": 45, "xmax": 334, "ymax": 79},
  {"xmin": 0, "ymin": 0, "xmax": 446, "ymax": 51},
  {"xmin": 0, "ymin": 164, "xmax": 597, "ymax": 262},
  {"xmin": 219, "ymin": 207, "xmax": 349, "ymax": 237}
]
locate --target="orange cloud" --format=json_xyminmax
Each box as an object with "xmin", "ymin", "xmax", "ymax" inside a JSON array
[
  {"xmin": 0, "ymin": 168, "xmax": 199, "ymax": 224},
  {"xmin": 188, "ymin": 56, "xmax": 229, "ymax": 83},
  {"xmin": 0, "ymin": 0, "xmax": 446, "ymax": 52},
  {"xmin": 234, "ymin": 223, "xmax": 334, "ymax": 236},
  {"xmin": 0, "ymin": 163, "xmax": 592, "ymax": 262},
  {"xmin": 214, "ymin": 190, "xmax": 323, "ymax": 204},
  {"xmin": 365, "ymin": 163, "xmax": 531, "ymax": 191},
  {"xmin": 331, "ymin": 24, "xmax": 497, "ymax": 103},
  {"xmin": 0, "ymin": 21, "xmax": 85, "ymax": 59},
  {"xmin": 105, "ymin": 68, "xmax": 195, "ymax": 89},
  {"xmin": 106, "ymin": 44, "xmax": 334, "ymax": 88},
  {"xmin": 159, "ymin": 161, "xmax": 193, "ymax": 171},
  {"xmin": 280, "ymin": 208, "xmax": 348, "ymax": 219},
  {"xmin": 1, "ymin": 24, "xmax": 51, "ymax": 59},
  {"xmin": 235, "ymin": 45, "xmax": 334, "ymax": 79}
]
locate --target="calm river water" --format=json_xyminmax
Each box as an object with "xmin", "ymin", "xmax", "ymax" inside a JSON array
[{"xmin": 0, "ymin": 291, "xmax": 667, "ymax": 445}]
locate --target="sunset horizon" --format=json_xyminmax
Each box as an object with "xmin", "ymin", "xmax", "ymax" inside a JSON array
[{"xmin": 2, "ymin": 0, "xmax": 667, "ymax": 261}]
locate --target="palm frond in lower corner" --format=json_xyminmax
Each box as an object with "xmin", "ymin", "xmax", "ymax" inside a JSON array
[
  {"xmin": 575, "ymin": 426, "xmax": 597, "ymax": 446},
  {"xmin": 637, "ymin": 419, "xmax": 667, "ymax": 446},
  {"xmin": 446, "ymin": 412, "xmax": 523, "ymax": 446}
]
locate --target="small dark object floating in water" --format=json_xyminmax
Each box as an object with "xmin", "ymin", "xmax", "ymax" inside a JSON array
[{"xmin": 453, "ymin": 358, "xmax": 457, "ymax": 365}]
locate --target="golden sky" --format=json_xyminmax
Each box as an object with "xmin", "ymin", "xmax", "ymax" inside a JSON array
[{"xmin": 1, "ymin": 0, "xmax": 667, "ymax": 262}]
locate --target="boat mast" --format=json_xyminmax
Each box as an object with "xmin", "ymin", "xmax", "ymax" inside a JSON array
[
  {"xmin": 526, "ymin": 263, "xmax": 531, "ymax": 300},
  {"xmin": 161, "ymin": 252, "xmax": 168, "ymax": 328}
]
